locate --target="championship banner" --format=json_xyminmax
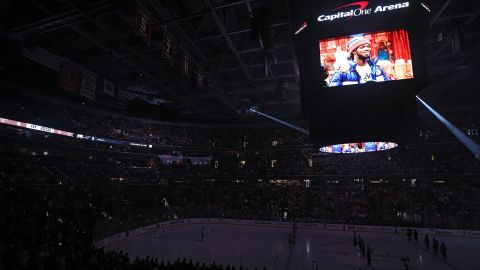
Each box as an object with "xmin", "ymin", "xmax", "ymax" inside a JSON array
[
  {"xmin": 59, "ymin": 60, "xmax": 82, "ymax": 94},
  {"xmin": 135, "ymin": 6, "xmax": 152, "ymax": 45},
  {"xmin": 104, "ymin": 78, "xmax": 115, "ymax": 97},
  {"xmin": 181, "ymin": 54, "xmax": 190, "ymax": 79},
  {"xmin": 195, "ymin": 64, "xmax": 204, "ymax": 88},
  {"xmin": 162, "ymin": 30, "xmax": 175, "ymax": 66},
  {"xmin": 80, "ymin": 69, "xmax": 97, "ymax": 100}
]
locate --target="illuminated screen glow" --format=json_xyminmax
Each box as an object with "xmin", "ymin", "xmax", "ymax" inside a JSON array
[
  {"xmin": 0, "ymin": 117, "xmax": 74, "ymax": 137},
  {"xmin": 319, "ymin": 29, "xmax": 413, "ymax": 87},
  {"xmin": 319, "ymin": 142, "xmax": 398, "ymax": 153}
]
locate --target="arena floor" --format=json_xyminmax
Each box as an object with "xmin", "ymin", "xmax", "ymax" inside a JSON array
[{"xmin": 104, "ymin": 223, "xmax": 480, "ymax": 270}]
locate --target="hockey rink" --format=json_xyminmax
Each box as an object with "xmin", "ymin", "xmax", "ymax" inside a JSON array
[{"xmin": 103, "ymin": 223, "xmax": 480, "ymax": 270}]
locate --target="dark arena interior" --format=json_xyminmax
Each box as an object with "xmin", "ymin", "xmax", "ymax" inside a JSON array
[{"xmin": 1, "ymin": 0, "xmax": 480, "ymax": 269}]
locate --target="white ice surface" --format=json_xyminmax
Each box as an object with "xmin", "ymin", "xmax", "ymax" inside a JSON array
[{"xmin": 105, "ymin": 223, "xmax": 480, "ymax": 270}]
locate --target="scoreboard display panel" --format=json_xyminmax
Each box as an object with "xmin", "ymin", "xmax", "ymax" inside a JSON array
[
  {"xmin": 291, "ymin": 0, "xmax": 429, "ymax": 148},
  {"xmin": 319, "ymin": 28, "xmax": 414, "ymax": 87}
]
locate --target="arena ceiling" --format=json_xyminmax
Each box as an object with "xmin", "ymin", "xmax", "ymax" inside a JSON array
[{"xmin": 1, "ymin": 0, "xmax": 480, "ymax": 122}]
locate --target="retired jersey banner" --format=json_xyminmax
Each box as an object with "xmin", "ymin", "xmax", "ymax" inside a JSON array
[
  {"xmin": 80, "ymin": 69, "xmax": 97, "ymax": 100},
  {"xmin": 162, "ymin": 30, "xmax": 175, "ymax": 66},
  {"xmin": 195, "ymin": 64, "xmax": 204, "ymax": 88},
  {"xmin": 135, "ymin": 6, "xmax": 152, "ymax": 45},
  {"xmin": 181, "ymin": 54, "xmax": 191, "ymax": 79},
  {"xmin": 103, "ymin": 78, "xmax": 115, "ymax": 97},
  {"xmin": 59, "ymin": 60, "xmax": 82, "ymax": 94}
]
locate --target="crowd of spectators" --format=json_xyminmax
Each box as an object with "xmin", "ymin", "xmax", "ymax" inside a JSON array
[
  {"xmin": 0, "ymin": 168, "xmax": 267, "ymax": 270},
  {"xmin": 1, "ymin": 116, "xmax": 479, "ymax": 179},
  {"xmin": 169, "ymin": 180, "xmax": 480, "ymax": 229},
  {"xmin": 2, "ymin": 147, "xmax": 480, "ymax": 269},
  {"xmin": 205, "ymin": 143, "xmax": 480, "ymax": 177},
  {"xmin": 2, "ymin": 155, "xmax": 480, "ymax": 234},
  {"xmin": 0, "ymin": 89, "xmax": 308, "ymax": 149},
  {"xmin": 1, "ymin": 84, "xmax": 480, "ymax": 269},
  {"xmin": 4, "ymin": 87, "xmax": 479, "ymax": 151}
]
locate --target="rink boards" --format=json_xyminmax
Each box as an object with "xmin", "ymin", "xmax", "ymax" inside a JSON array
[{"xmin": 96, "ymin": 218, "xmax": 480, "ymax": 248}]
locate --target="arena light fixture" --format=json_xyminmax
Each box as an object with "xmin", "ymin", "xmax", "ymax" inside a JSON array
[{"xmin": 420, "ymin": 2, "xmax": 431, "ymax": 12}]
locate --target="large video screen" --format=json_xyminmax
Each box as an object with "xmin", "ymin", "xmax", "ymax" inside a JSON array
[
  {"xmin": 319, "ymin": 142, "xmax": 398, "ymax": 154},
  {"xmin": 319, "ymin": 29, "xmax": 413, "ymax": 87}
]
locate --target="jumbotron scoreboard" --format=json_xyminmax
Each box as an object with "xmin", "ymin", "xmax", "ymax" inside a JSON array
[{"xmin": 291, "ymin": 0, "xmax": 430, "ymax": 151}]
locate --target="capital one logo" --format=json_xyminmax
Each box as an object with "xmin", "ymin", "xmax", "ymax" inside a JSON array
[{"xmin": 317, "ymin": 1, "xmax": 410, "ymax": 22}]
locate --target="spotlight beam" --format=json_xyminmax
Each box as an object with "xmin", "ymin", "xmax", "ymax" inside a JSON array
[
  {"xmin": 416, "ymin": 96, "xmax": 480, "ymax": 160},
  {"xmin": 249, "ymin": 108, "xmax": 310, "ymax": 135}
]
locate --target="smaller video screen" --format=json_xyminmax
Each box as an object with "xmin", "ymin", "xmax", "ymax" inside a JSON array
[
  {"xmin": 319, "ymin": 142, "xmax": 398, "ymax": 154},
  {"xmin": 319, "ymin": 29, "xmax": 413, "ymax": 87}
]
